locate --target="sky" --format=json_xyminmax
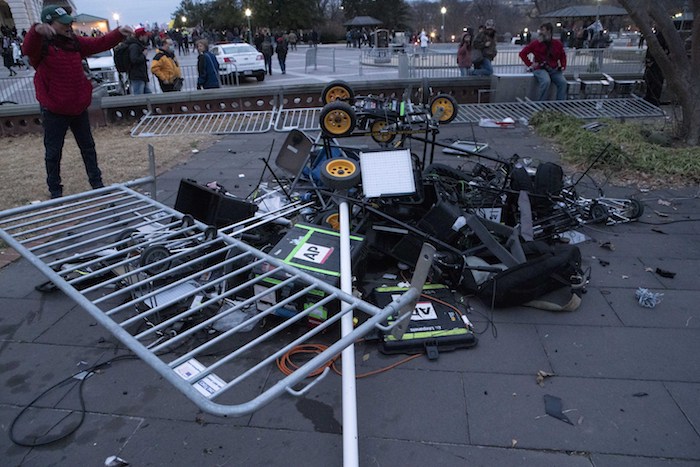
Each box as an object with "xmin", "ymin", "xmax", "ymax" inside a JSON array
[{"xmin": 72, "ymin": 0, "xmax": 182, "ymax": 29}]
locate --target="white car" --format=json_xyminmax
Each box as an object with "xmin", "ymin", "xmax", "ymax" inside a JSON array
[
  {"xmin": 86, "ymin": 49, "xmax": 126, "ymax": 95},
  {"xmin": 210, "ymin": 43, "xmax": 265, "ymax": 83}
]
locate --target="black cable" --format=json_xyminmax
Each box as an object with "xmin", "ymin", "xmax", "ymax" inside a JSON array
[{"xmin": 9, "ymin": 354, "xmax": 138, "ymax": 447}]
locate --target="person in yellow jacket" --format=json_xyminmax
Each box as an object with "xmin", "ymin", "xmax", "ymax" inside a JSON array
[{"xmin": 151, "ymin": 38, "xmax": 182, "ymax": 92}]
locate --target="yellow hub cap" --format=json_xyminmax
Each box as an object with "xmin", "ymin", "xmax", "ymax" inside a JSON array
[
  {"xmin": 432, "ymin": 98, "xmax": 455, "ymax": 121},
  {"xmin": 326, "ymin": 86, "xmax": 350, "ymax": 102},
  {"xmin": 323, "ymin": 110, "xmax": 353, "ymax": 134},
  {"xmin": 371, "ymin": 120, "xmax": 394, "ymax": 142},
  {"xmin": 326, "ymin": 159, "xmax": 356, "ymax": 177},
  {"xmin": 324, "ymin": 213, "xmax": 340, "ymax": 231}
]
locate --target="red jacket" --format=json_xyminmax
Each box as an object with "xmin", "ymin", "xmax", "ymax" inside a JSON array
[
  {"xmin": 519, "ymin": 39, "xmax": 567, "ymax": 71},
  {"xmin": 22, "ymin": 27, "xmax": 124, "ymax": 115}
]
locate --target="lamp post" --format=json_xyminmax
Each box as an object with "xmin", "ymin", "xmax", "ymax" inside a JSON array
[
  {"xmin": 245, "ymin": 8, "xmax": 252, "ymax": 45},
  {"xmin": 440, "ymin": 6, "xmax": 447, "ymax": 43},
  {"xmin": 112, "ymin": 13, "xmax": 119, "ymax": 27}
]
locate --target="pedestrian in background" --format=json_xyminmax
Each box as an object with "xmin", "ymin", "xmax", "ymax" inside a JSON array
[
  {"xmin": 125, "ymin": 27, "xmax": 151, "ymax": 94},
  {"xmin": 151, "ymin": 39, "xmax": 182, "ymax": 92},
  {"xmin": 472, "ymin": 19, "xmax": 497, "ymax": 76},
  {"xmin": 261, "ymin": 33, "xmax": 274, "ymax": 75},
  {"xmin": 288, "ymin": 30, "xmax": 297, "ymax": 51},
  {"xmin": 519, "ymin": 22, "xmax": 568, "ymax": 101},
  {"xmin": 22, "ymin": 4, "xmax": 132, "ymax": 198},
  {"xmin": 276, "ymin": 36, "xmax": 288, "ymax": 74},
  {"xmin": 195, "ymin": 39, "xmax": 220, "ymax": 89},
  {"xmin": 457, "ymin": 30, "xmax": 474, "ymax": 76}
]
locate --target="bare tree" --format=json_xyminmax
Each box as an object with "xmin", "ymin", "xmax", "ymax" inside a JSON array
[{"xmin": 617, "ymin": 0, "xmax": 699, "ymax": 145}]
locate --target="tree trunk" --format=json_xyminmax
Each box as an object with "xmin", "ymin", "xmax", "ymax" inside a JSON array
[{"xmin": 617, "ymin": 0, "xmax": 700, "ymax": 146}]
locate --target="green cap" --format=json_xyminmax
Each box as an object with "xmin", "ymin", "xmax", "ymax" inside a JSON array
[{"xmin": 41, "ymin": 5, "xmax": 75, "ymax": 25}]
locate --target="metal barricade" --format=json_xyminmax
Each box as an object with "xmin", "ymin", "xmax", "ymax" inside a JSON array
[{"xmin": 0, "ymin": 185, "xmax": 427, "ymax": 416}]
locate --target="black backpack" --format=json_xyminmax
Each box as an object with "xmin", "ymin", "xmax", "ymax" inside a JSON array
[
  {"xmin": 261, "ymin": 40, "xmax": 273, "ymax": 55},
  {"xmin": 113, "ymin": 42, "xmax": 130, "ymax": 73}
]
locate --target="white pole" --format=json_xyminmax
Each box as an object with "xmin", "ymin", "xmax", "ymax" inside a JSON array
[{"xmin": 339, "ymin": 198, "xmax": 359, "ymax": 467}]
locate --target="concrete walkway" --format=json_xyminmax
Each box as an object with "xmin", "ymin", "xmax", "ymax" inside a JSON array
[{"xmin": 1, "ymin": 117, "xmax": 699, "ymax": 466}]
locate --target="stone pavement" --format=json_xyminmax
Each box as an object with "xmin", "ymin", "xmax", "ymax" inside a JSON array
[{"xmin": 1, "ymin": 120, "xmax": 699, "ymax": 467}]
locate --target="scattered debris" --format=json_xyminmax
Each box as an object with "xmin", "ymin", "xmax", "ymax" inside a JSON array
[
  {"xmin": 655, "ymin": 268, "xmax": 676, "ymax": 279},
  {"xmin": 536, "ymin": 370, "xmax": 555, "ymax": 387},
  {"xmin": 599, "ymin": 259, "xmax": 610, "ymax": 267},
  {"xmin": 632, "ymin": 392, "xmax": 649, "ymax": 397},
  {"xmin": 653, "ymin": 210, "xmax": 669, "ymax": 218},
  {"xmin": 544, "ymin": 394, "xmax": 574, "ymax": 425},
  {"xmin": 104, "ymin": 456, "xmax": 129, "ymax": 467},
  {"xmin": 191, "ymin": 149, "xmax": 200, "ymax": 154},
  {"xmin": 621, "ymin": 275, "xmax": 629, "ymax": 279},
  {"xmin": 635, "ymin": 288, "xmax": 663, "ymax": 308},
  {"xmin": 479, "ymin": 117, "xmax": 515, "ymax": 128},
  {"xmin": 599, "ymin": 241, "xmax": 615, "ymax": 251},
  {"xmin": 511, "ymin": 439, "xmax": 518, "ymax": 448},
  {"xmin": 650, "ymin": 228, "xmax": 667, "ymax": 234},
  {"xmin": 657, "ymin": 199, "xmax": 672, "ymax": 206}
]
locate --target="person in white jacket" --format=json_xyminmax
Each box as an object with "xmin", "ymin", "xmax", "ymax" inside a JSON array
[{"xmin": 419, "ymin": 30, "xmax": 429, "ymax": 56}]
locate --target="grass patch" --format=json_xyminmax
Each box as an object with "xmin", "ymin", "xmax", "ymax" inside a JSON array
[{"xmin": 530, "ymin": 111, "xmax": 700, "ymax": 184}]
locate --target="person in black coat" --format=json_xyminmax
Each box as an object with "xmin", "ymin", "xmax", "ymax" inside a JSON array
[{"xmin": 126, "ymin": 28, "xmax": 151, "ymax": 94}]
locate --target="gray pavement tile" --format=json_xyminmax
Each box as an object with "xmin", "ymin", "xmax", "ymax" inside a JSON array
[
  {"xmin": 0, "ymin": 405, "xmax": 143, "ymax": 467},
  {"xmin": 116, "ymin": 417, "xmax": 340, "ymax": 467},
  {"xmin": 0, "ymin": 342, "xmax": 110, "ymax": 407},
  {"xmin": 477, "ymin": 288, "xmax": 623, "ymax": 327},
  {"xmin": 54, "ymin": 354, "xmax": 269, "ymax": 425},
  {"xmin": 665, "ymin": 382, "xmax": 700, "ymax": 436},
  {"xmin": 462, "ymin": 374, "xmax": 700, "ymax": 458},
  {"xmin": 638, "ymin": 258, "xmax": 700, "ymax": 290},
  {"xmin": 354, "ymin": 322, "xmax": 551, "ymax": 375},
  {"xmin": 31, "ymin": 302, "xmax": 124, "ymax": 348},
  {"xmin": 250, "ymin": 368, "xmax": 470, "ymax": 444},
  {"xmin": 602, "ymin": 289, "xmax": 700, "ymax": 329},
  {"xmin": 0, "ymin": 260, "xmax": 57, "ymax": 299},
  {"xmin": 538, "ymin": 325, "xmax": 700, "ymax": 382},
  {"xmin": 591, "ymin": 454, "xmax": 700, "ymax": 467},
  {"xmin": 0, "ymin": 297, "xmax": 74, "ymax": 343},
  {"xmin": 362, "ymin": 438, "xmax": 595, "ymax": 467},
  {"xmin": 576, "ymin": 231, "xmax": 699, "ymax": 260},
  {"xmin": 585, "ymin": 255, "xmax": 665, "ymax": 289}
]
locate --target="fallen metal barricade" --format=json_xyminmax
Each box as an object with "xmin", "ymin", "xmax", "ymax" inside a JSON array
[
  {"xmin": 131, "ymin": 109, "xmax": 277, "ymax": 136},
  {"xmin": 0, "ymin": 184, "xmax": 426, "ymax": 416}
]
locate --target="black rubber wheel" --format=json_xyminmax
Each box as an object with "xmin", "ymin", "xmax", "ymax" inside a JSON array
[
  {"xmin": 181, "ymin": 214, "xmax": 195, "ymax": 228},
  {"xmin": 115, "ymin": 228, "xmax": 139, "ymax": 250},
  {"xmin": 203, "ymin": 226, "xmax": 218, "ymax": 241},
  {"xmin": 321, "ymin": 80, "xmax": 354, "ymax": 104},
  {"xmin": 423, "ymin": 163, "xmax": 473, "ymax": 183},
  {"xmin": 319, "ymin": 101, "xmax": 357, "ymax": 137},
  {"xmin": 320, "ymin": 158, "xmax": 361, "ymax": 190},
  {"xmin": 314, "ymin": 210, "xmax": 341, "ymax": 231},
  {"xmin": 370, "ymin": 119, "xmax": 396, "ymax": 144},
  {"xmin": 255, "ymin": 73, "xmax": 265, "ymax": 82},
  {"xmin": 626, "ymin": 199, "xmax": 644, "ymax": 219},
  {"xmin": 139, "ymin": 245, "xmax": 171, "ymax": 275},
  {"xmin": 589, "ymin": 203, "xmax": 610, "ymax": 223},
  {"xmin": 429, "ymin": 94, "xmax": 458, "ymax": 124}
]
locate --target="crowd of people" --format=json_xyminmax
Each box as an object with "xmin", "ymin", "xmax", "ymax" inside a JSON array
[{"xmin": 2, "ymin": 25, "xmax": 30, "ymax": 76}]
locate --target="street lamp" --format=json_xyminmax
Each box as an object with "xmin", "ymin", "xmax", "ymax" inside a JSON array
[
  {"xmin": 440, "ymin": 6, "xmax": 447, "ymax": 43},
  {"xmin": 112, "ymin": 13, "xmax": 119, "ymax": 27},
  {"xmin": 181, "ymin": 16, "xmax": 187, "ymax": 27},
  {"xmin": 245, "ymin": 8, "xmax": 252, "ymax": 44}
]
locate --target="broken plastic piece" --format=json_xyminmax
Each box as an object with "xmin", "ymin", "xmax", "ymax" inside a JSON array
[
  {"xmin": 655, "ymin": 268, "xmax": 676, "ymax": 279},
  {"xmin": 635, "ymin": 287, "xmax": 663, "ymax": 308},
  {"xmin": 544, "ymin": 394, "xmax": 573, "ymax": 425}
]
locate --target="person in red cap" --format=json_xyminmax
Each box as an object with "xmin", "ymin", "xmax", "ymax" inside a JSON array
[
  {"xmin": 22, "ymin": 4, "xmax": 133, "ymax": 199},
  {"xmin": 125, "ymin": 27, "xmax": 152, "ymax": 94}
]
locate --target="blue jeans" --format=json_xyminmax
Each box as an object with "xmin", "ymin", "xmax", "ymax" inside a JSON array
[
  {"xmin": 41, "ymin": 108, "xmax": 103, "ymax": 198},
  {"xmin": 130, "ymin": 79, "xmax": 152, "ymax": 95},
  {"xmin": 533, "ymin": 68, "xmax": 568, "ymax": 101},
  {"xmin": 472, "ymin": 58, "xmax": 493, "ymax": 76}
]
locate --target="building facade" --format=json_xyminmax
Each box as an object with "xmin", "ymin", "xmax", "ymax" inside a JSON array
[{"xmin": 1, "ymin": 0, "xmax": 76, "ymax": 34}]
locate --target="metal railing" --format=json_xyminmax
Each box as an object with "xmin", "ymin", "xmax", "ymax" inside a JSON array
[
  {"xmin": 304, "ymin": 48, "xmax": 336, "ymax": 73},
  {"xmin": 0, "ymin": 76, "xmax": 38, "ymax": 105},
  {"xmin": 359, "ymin": 46, "xmax": 646, "ymax": 79}
]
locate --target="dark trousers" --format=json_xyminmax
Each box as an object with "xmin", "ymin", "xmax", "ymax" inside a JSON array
[
  {"xmin": 264, "ymin": 55, "xmax": 273, "ymax": 74},
  {"xmin": 277, "ymin": 55, "xmax": 287, "ymax": 73},
  {"xmin": 42, "ymin": 108, "xmax": 103, "ymax": 198}
]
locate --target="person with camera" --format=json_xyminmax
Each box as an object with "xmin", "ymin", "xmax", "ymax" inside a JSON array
[{"xmin": 519, "ymin": 22, "xmax": 568, "ymax": 101}]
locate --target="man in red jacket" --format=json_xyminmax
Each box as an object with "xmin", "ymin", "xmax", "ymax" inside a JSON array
[
  {"xmin": 519, "ymin": 22, "xmax": 568, "ymax": 101},
  {"xmin": 22, "ymin": 5, "xmax": 132, "ymax": 199}
]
